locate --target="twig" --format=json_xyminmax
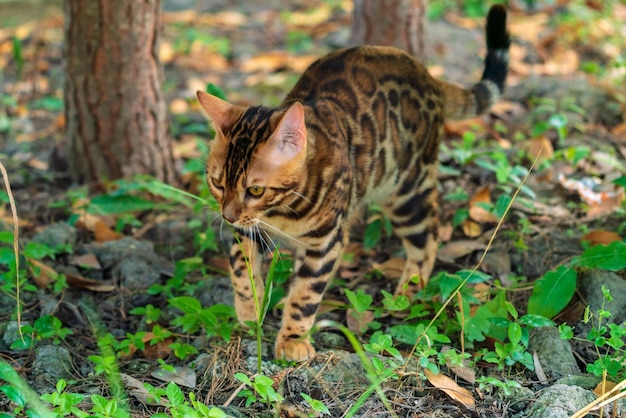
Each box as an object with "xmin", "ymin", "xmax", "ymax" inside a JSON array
[{"xmin": 0, "ymin": 161, "xmax": 20, "ymax": 330}]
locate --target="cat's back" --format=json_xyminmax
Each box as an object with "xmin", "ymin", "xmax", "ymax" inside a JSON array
[{"xmin": 283, "ymin": 45, "xmax": 438, "ymax": 106}]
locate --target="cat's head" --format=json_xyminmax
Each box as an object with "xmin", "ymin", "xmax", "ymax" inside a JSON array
[{"xmin": 197, "ymin": 91, "xmax": 307, "ymax": 228}]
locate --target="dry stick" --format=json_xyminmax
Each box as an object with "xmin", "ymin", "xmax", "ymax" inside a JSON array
[{"xmin": 0, "ymin": 161, "xmax": 20, "ymax": 330}]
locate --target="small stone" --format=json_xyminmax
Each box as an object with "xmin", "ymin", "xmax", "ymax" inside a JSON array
[
  {"xmin": 33, "ymin": 344, "xmax": 73, "ymax": 381},
  {"xmin": 529, "ymin": 326, "xmax": 580, "ymax": 378},
  {"xmin": 31, "ymin": 222, "xmax": 77, "ymax": 249},
  {"xmin": 2, "ymin": 321, "xmax": 28, "ymax": 347}
]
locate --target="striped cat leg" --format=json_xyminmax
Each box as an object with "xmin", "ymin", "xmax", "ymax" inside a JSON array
[
  {"xmin": 229, "ymin": 234, "xmax": 265, "ymax": 325},
  {"xmin": 275, "ymin": 227, "xmax": 344, "ymax": 361},
  {"xmin": 385, "ymin": 165, "xmax": 439, "ymax": 300}
]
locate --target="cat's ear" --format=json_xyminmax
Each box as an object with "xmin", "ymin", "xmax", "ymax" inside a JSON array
[
  {"xmin": 269, "ymin": 102, "xmax": 307, "ymax": 157},
  {"xmin": 196, "ymin": 91, "xmax": 243, "ymax": 136}
]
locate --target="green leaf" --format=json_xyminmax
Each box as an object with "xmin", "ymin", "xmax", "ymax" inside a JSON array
[
  {"xmin": 518, "ymin": 314, "xmax": 555, "ymax": 328},
  {"xmin": 613, "ymin": 175, "xmax": 626, "ymax": 188},
  {"xmin": 166, "ymin": 382, "xmax": 185, "ymax": 407},
  {"xmin": 169, "ymin": 296, "xmax": 202, "ymax": 314},
  {"xmin": 206, "ymin": 83, "xmax": 228, "ymax": 101},
  {"xmin": 363, "ymin": 217, "xmax": 382, "ymax": 250},
  {"xmin": 0, "ymin": 384, "xmax": 25, "ymax": 407},
  {"xmin": 87, "ymin": 194, "xmax": 155, "ymax": 215},
  {"xmin": 527, "ymin": 265, "xmax": 576, "ymax": 319},
  {"xmin": 301, "ymin": 392, "xmax": 330, "ymax": 415},
  {"xmin": 571, "ymin": 241, "xmax": 626, "ymax": 271},
  {"xmin": 345, "ymin": 289, "xmax": 372, "ymax": 313}
]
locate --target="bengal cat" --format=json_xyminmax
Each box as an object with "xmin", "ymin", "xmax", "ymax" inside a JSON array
[{"xmin": 197, "ymin": 5, "xmax": 510, "ymax": 361}]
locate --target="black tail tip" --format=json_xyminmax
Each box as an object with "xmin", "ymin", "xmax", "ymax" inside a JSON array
[{"xmin": 486, "ymin": 5, "xmax": 511, "ymax": 50}]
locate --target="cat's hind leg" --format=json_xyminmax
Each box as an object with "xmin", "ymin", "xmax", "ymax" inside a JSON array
[{"xmin": 383, "ymin": 163, "xmax": 439, "ymax": 300}]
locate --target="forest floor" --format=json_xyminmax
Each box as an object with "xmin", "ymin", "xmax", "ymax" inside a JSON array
[{"xmin": 1, "ymin": 0, "xmax": 626, "ymax": 417}]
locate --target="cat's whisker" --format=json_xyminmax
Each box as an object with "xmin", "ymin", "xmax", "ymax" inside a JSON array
[
  {"xmin": 282, "ymin": 204, "xmax": 299, "ymax": 215},
  {"xmin": 257, "ymin": 219, "xmax": 310, "ymax": 248},
  {"xmin": 288, "ymin": 190, "xmax": 312, "ymax": 204}
]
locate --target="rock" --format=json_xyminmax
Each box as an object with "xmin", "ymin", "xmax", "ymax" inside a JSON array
[
  {"xmin": 32, "ymin": 345, "xmax": 73, "ymax": 392},
  {"xmin": 529, "ymin": 327, "xmax": 580, "ymax": 378},
  {"xmin": 2, "ymin": 321, "xmax": 27, "ymax": 347},
  {"xmin": 30, "ymin": 222, "xmax": 77, "ymax": 249},
  {"xmin": 83, "ymin": 237, "xmax": 173, "ymax": 288},
  {"xmin": 525, "ymin": 384, "xmax": 595, "ymax": 418},
  {"xmin": 117, "ymin": 259, "xmax": 161, "ymax": 289},
  {"xmin": 494, "ymin": 384, "xmax": 534, "ymax": 413},
  {"xmin": 577, "ymin": 270, "xmax": 626, "ymax": 335}
]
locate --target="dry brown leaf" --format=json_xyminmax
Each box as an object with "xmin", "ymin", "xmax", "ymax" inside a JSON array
[
  {"xmin": 444, "ymin": 118, "xmax": 487, "ymax": 138},
  {"xmin": 143, "ymin": 338, "xmax": 174, "ymax": 360},
  {"xmin": 437, "ymin": 240, "xmax": 486, "ymax": 264},
  {"xmin": 593, "ymin": 380, "xmax": 619, "ymax": 397},
  {"xmin": 462, "ymin": 220, "xmax": 482, "ymax": 238},
  {"xmin": 472, "ymin": 282, "xmax": 491, "ymax": 303},
  {"xmin": 173, "ymin": 135, "xmax": 202, "ymax": 160},
  {"xmin": 28, "ymin": 259, "xmax": 58, "ymax": 288},
  {"xmin": 152, "ymin": 365, "xmax": 197, "ymax": 388},
  {"xmin": 581, "ymin": 230, "xmax": 623, "ymax": 246},
  {"xmin": 524, "ymin": 136, "xmax": 554, "ymax": 162},
  {"xmin": 544, "ymin": 48, "xmax": 580, "ymax": 76},
  {"xmin": 424, "ymin": 369, "xmax": 475, "ymax": 408},
  {"xmin": 94, "ymin": 221, "xmax": 123, "ymax": 243},
  {"xmin": 346, "ymin": 309, "xmax": 374, "ymax": 334},
  {"xmin": 69, "ymin": 253, "xmax": 101, "ymax": 269},
  {"xmin": 121, "ymin": 373, "xmax": 165, "ymax": 406},
  {"xmin": 469, "ymin": 186, "xmax": 497, "ymax": 223},
  {"xmin": 66, "ymin": 272, "xmax": 116, "ymax": 292},
  {"xmin": 441, "ymin": 347, "xmax": 475, "ymax": 384}
]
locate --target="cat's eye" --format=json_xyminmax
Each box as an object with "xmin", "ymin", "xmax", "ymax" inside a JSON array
[
  {"xmin": 247, "ymin": 186, "xmax": 265, "ymax": 197},
  {"xmin": 211, "ymin": 178, "xmax": 223, "ymax": 189}
]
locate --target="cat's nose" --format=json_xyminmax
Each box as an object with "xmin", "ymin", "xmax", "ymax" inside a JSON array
[{"xmin": 223, "ymin": 214, "xmax": 237, "ymax": 224}]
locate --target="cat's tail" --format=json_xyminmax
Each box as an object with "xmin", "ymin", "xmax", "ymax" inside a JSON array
[{"xmin": 440, "ymin": 5, "xmax": 510, "ymax": 120}]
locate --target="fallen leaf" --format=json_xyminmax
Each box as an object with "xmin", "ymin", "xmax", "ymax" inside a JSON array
[
  {"xmin": 524, "ymin": 136, "xmax": 554, "ymax": 162},
  {"xmin": 346, "ymin": 309, "xmax": 374, "ymax": 333},
  {"xmin": 121, "ymin": 373, "xmax": 165, "ymax": 406},
  {"xmin": 533, "ymin": 351, "xmax": 548, "ymax": 384},
  {"xmin": 437, "ymin": 240, "xmax": 486, "ymax": 264},
  {"xmin": 581, "ymin": 230, "xmax": 623, "ymax": 246},
  {"xmin": 152, "ymin": 365, "xmax": 197, "ymax": 389},
  {"xmin": 469, "ymin": 186, "xmax": 497, "ymax": 223},
  {"xmin": 28, "ymin": 259, "xmax": 58, "ymax": 288},
  {"xmin": 65, "ymin": 272, "xmax": 116, "ymax": 292},
  {"xmin": 593, "ymin": 380, "xmax": 619, "ymax": 397},
  {"xmin": 462, "ymin": 220, "xmax": 482, "ymax": 238},
  {"xmin": 424, "ymin": 369, "xmax": 475, "ymax": 408},
  {"xmin": 441, "ymin": 347, "xmax": 475, "ymax": 384},
  {"xmin": 508, "ymin": 13, "xmax": 549, "ymax": 44},
  {"xmin": 94, "ymin": 221, "xmax": 123, "ymax": 242},
  {"xmin": 68, "ymin": 253, "xmax": 101, "ymax": 269}
]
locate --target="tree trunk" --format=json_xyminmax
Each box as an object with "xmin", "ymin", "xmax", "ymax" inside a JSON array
[
  {"xmin": 64, "ymin": 0, "xmax": 175, "ymax": 184},
  {"xmin": 350, "ymin": 0, "xmax": 427, "ymax": 60}
]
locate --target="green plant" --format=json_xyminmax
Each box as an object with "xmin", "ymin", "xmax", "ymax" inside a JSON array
[
  {"xmin": 10, "ymin": 315, "xmax": 73, "ymax": 349},
  {"xmin": 150, "ymin": 382, "xmax": 228, "ymax": 418},
  {"xmin": 560, "ymin": 286, "xmax": 626, "ymax": 380},
  {"xmin": 169, "ymin": 296, "xmax": 236, "ymax": 341},
  {"xmin": 300, "ymin": 392, "xmax": 331, "ymax": 416},
  {"xmin": 482, "ymin": 302, "xmax": 554, "ymax": 370},
  {"xmin": 40, "ymin": 380, "xmax": 87, "ymax": 418},
  {"xmin": 234, "ymin": 373, "xmax": 284, "ymax": 408},
  {"xmin": 476, "ymin": 376, "xmax": 522, "ymax": 397}
]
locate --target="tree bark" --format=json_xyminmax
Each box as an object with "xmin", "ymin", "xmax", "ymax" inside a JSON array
[
  {"xmin": 350, "ymin": 0, "xmax": 427, "ymax": 60},
  {"xmin": 64, "ymin": 0, "xmax": 175, "ymax": 184}
]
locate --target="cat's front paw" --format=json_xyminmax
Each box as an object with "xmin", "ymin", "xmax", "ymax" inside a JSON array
[{"xmin": 275, "ymin": 338, "xmax": 316, "ymax": 361}]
